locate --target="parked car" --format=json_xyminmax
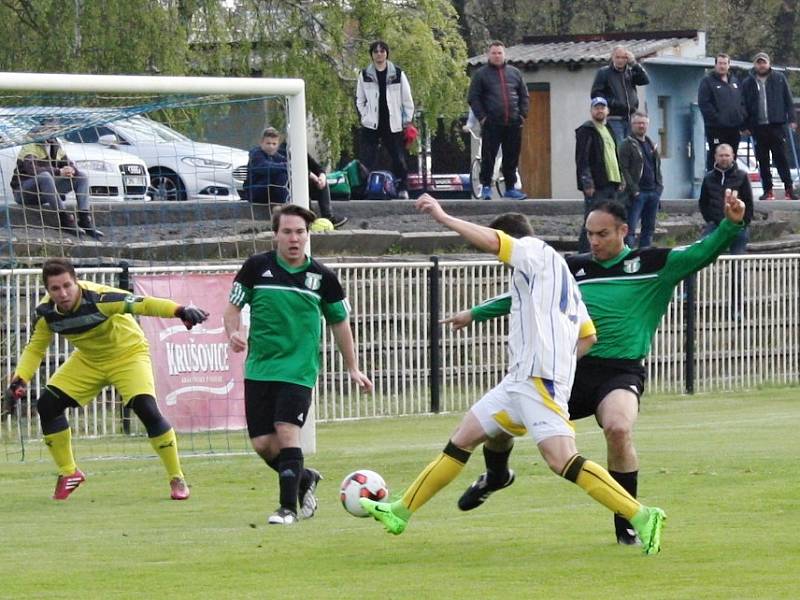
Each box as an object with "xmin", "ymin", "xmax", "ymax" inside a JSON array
[
  {"xmin": 62, "ymin": 115, "xmax": 249, "ymax": 202},
  {"xmin": 0, "ymin": 113, "xmax": 150, "ymax": 204}
]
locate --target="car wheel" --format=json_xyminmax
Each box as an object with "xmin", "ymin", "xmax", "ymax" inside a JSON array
[{"xmin": 148, "ymin": 171, "xmax": 186, "ymax": 201}]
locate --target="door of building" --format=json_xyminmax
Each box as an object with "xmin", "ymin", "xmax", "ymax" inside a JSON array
[{"xmin": 520, "ymin": 82, "xmax": 551, "ymax": 198}]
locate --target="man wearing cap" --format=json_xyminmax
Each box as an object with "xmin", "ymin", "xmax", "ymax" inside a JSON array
[
  {"xmin": 697, "ymin": 53, "xmax": 747, "ymax": 171},
  {"xmin": 741, "ymin": 52, "xmax": 798, "ymax": 200},
  {"xmin": 575, "ymin": 97, "xmax": 623, "ymax": 252},
  {"xmin": 356, "ymin": 40, "xmax": 415, "ymax": 199},
  {"xmin": 468, "ymin": 40, "xmax": 529, "ymax": 200},
  {"xmin": 590, "ymin": 46, "xmax": 650, "ymax": 144}
]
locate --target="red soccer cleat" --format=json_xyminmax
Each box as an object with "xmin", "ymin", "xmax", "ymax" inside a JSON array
[
  {"xmin": 53, "ymin": 469, "xmax": 86, "ymax": 500},
  {"xmin": 170, "ymin": 477, "xmax": 190, "ymax": 500}
]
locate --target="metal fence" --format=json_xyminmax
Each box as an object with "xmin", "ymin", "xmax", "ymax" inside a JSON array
[{"xmin": 2, "ymin": 255, "xmax": 799, "ymax": 446}]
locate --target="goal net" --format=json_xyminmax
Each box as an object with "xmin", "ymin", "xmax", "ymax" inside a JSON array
[{"xmin": 0, "ymin": 72, "xmax": 317, "ymax": 462}]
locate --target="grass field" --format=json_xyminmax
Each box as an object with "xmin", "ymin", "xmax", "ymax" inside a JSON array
[{"xmin": 1, "ymin": 388, "xmax": 798, "ymax": 599}]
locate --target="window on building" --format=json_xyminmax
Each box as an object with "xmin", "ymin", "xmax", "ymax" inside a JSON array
[{"xmin": 658, "ymin": 97, "xmax": 669, "ymax": 158}]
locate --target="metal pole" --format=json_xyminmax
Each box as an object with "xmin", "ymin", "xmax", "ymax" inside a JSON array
[
  {"xmin": 429, "ymin": 256, "xmax": 441, "ymax": 412},
  {"xmin": 684, "ymin": 274, "xmax": 696, "ymax": 394}
]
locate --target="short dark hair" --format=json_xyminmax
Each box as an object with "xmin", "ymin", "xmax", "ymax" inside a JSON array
[
  {"xmin": 261, "ymin": 127, "xmax": 280, "ymax": 140},
  {"xmin": 42, "ymin": 257, "xmax": 77, "ymax": 286},
  {"xmin": 369, "ymin": 40, "xmax": 390, "ymax": 58},
  {"xmin": 631, "ymin": 111, "xmax": 649, "ymax": 121},
  {"xmin": 715, "ymin": 53, "xmax": 730, "ymax": 63},
  {"xmin": 489, "ymin": 213, "xmax": 533, "ymax": 239},
  {"xmin": 271, "ymin": 204, "xmax": 317, "ymax": 233},
  {"xmin": 488, "ymin": 40, "xmax": 505, "ymax": 49},
  {"xmin": 589, "ymin": 201, "xmax": 627, "ymax": 224}
]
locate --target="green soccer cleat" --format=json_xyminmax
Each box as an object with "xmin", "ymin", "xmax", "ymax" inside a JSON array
[
  {"xmin": 631, "ymin": 506, "xmax": 666, "ymax": 555},
  {"xmin": 359, "ymin": 498, "xmax": 408, "ymax": 535}
]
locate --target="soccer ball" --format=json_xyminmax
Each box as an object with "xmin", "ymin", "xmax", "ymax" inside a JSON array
[{"xmin": 340, "ymin": 469, "xmax": 389, "ymax": 517}]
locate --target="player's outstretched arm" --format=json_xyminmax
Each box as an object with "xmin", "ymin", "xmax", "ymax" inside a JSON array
[
  {"xmin": 175, "ymin": 305, "xmax": 209, "ymax": 330},
  {"xmin": 223, "ymin": 303, "xmax": 247, "ymax": 353},
  {"xmin": 416, "ymin": 193, "xmax": 500, "ymax": 254},
  {"xmin": 330, "ymin": 320, "xmax": 373, "ymax": 393},
  {"xmin": 441, "ymin": 309, "xmax": 473, "ymax": 331}
]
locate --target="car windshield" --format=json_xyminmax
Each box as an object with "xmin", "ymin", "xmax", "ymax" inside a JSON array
[{"xmin": 115, "ymin": 116, "xmax": 192, "ymax": 143}]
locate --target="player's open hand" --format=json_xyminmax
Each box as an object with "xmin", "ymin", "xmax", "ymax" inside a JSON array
[
  {"xmin": 349, "ymin": 369, "xmax": 374, "ymax": 394},
  {"xmin": 723, "ymin": 188, "xmax": 745, "ymax": 223},
  {"xmin": 441, "ymin": 310, "xmax": 473, "ymax": 331},
  {"xmin": 415, "ymin": 193, "xmax": 448, "ymax": 223},
  {"xmin": 175, "ymin": 305, "xmax": 210, "ymax": 330}
]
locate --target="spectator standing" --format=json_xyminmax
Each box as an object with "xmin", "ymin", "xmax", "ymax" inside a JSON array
[
  {"xmin": 618, "ymin": 112, "xmax": 663, "ymax": 248},
  {"xmin": 741, "ymin": 52, "xmax": 798, "ymax": 200},
  {"xmin": 698, "ymin": 53, "xmax": 747, "ymax": 171},
  {"xmin": 575, "ymin": 97, "xmax": 622, "ymax": 252},
  {"xmin": 468, "ymin": 40, "xmax": 528, "ymax": 200},
  {"xmin": 11, "ymin": 125, "xmax": 104, "ymax": 239},
  {"xmin": 356, "ymin": 40, "xmax": 414, "ymax": 199},
  {"xmin": 244, "ymin": 127, "xmax": 289, "ymax": 205},
  {"xmin": 699, "ymin": 144, "xmax": 753, "ymax": 254},
  {"xmin": 591, "ymin": 46, "xmax": 650, "ymax": 144}
]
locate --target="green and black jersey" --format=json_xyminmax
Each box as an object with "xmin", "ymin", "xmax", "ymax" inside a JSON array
[
  {"xmin": 229, "ymin": 251, "xmax": 349, "ymax": 387},
  {"xmin": 472, "ymin": 219, "xmax": 743, "ymax": 360}
]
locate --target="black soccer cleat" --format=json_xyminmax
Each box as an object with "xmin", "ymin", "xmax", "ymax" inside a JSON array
[
  {"xmin": 616, "ymin": 527, "xmax": 642, "ymax": 546},
  {"xmin": 457, "ymin": 470, "xmax": 515, "ymax": 511}
]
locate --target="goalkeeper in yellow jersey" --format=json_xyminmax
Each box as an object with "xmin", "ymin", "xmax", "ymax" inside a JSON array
[{"xmin": 4, "ymin": 258, "xmax": 209, "ymax": 501}]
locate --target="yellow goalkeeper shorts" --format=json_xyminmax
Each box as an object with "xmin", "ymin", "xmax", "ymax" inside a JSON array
[{"xmin": 47, "ymin": 349, "xmax": 156, "ymax": 406}]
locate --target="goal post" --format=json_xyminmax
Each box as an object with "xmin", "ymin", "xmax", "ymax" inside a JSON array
[
  {"xmin": 0, "ymin": 72, "xmax": 320, "ymax": 458},
  {"xmin": 0, "ymin": 71, "xmax": 309, "ymax": 211}
]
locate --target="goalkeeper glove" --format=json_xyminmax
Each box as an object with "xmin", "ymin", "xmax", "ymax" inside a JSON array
[
  {"xmin": 2, "ymin": 378, "xmax": 26, "ymax": 417},
  {"xmin": 175, "ymin": 305, "xmax": 209, "ymax": 330}
]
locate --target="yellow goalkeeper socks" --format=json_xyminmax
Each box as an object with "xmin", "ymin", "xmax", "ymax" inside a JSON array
[
  {"xmin": 43, "ymin": 427, "xmax": 77, "ymax": 476},
  {"xmin": 561, "ymin": 454, "xmax": 640, "ymax": 521},
  {"xmin": 398, "ymin": 441, "xmax": 471, "ymax": 516},
  {"xmin": 149, "ymin": 428, "xmax": 184, "ymax": 480}
]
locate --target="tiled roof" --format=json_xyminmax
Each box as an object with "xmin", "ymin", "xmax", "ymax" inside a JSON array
[{"xmin": 468, "ymin": 35, "xmax": 699, "ymax": 68}]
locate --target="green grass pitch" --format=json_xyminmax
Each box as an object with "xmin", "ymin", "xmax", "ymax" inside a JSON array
[{"xmin": 1, "ymin": 388, "xmax": 798, "ymax": 599}]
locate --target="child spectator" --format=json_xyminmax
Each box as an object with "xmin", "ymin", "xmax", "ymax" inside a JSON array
[{"xmin": 244, "ymin": 127, "xmax": 289, "ymax": 204}]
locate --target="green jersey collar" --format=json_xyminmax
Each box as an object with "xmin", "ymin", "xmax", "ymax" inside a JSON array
[
  {"xmin": 276, "ymin": 253, "xmax": 311, "ymax": 273},
  {"xmin": 594, "ymin": 245, "xmax": 632, "ymax": 268}
]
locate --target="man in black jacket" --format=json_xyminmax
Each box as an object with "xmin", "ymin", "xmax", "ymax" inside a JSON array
[
  {"xmin": 468, "ymin": 40, "xmax": 528, "ymax": 200},
  {"xmin": 575, "ymin": 97, "xmax": 622, "ymax": 252},
  {"xmin": 698, "ymin": 53, "xmax": 747, "ymax": 171},
  {"xmin": 741, "ymin": 52, "xmax": 798, "ymax": 200},
  {"xmin": 699, "ymin": 144, "xmax": 753, "ymax": 254},
  {"xmin": 591, "ymin": 46, "xmax": 650, "ymax": 144}
]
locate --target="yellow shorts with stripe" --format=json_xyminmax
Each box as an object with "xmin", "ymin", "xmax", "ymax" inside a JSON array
[
  {"xmin": 47, "ymin": 350, "xmax": 156, "ymax": 406},
  {"xmin": 470, "ymin": 374, "xmax": 575, "ymax": 444}
]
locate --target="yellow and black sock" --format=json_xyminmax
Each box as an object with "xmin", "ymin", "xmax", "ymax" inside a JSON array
[
  {"xmin": 43, "ymin": 427, "xmax": 77, "ymax": 476},
  {"xmin": 561, "ymin": 454, "xmax": 640, "ymax": 521},
  {"xmin": 397, "ymin": 441, "xmax": 471, "ymax": 517},
  {"xmin": 149, "ymin": 428, "xmax": 184, "ymax": 480}
]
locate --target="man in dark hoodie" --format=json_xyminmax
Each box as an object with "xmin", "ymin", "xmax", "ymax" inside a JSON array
[
  {"xmin": 741, "ymin": 52, "xmax": 798, "ymax": 200},
  {"xmin": 699, "ymin": 143, "xmax": 753, "ymax": 254},
  {"xmin": 591, "ymin": 46, "xmax": 650, "ymax": 144},
  {"xmin": 698, "ymin": 53, "xmax": 747, "ymax": 171},
  {"xmin": 575, "ymin": 96, "xmax": 622, "ymax": 252},
  {"xmin": 468, "ymin": 40, "xmax": 529, "ymax": 201}
]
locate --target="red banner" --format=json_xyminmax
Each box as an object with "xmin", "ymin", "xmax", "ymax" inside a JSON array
[{"xmin": 134, "ymin": 273, "xmax": 245, "ymax": 433}]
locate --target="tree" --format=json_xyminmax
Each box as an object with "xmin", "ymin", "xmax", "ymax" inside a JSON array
[{"xmin": 0, "ymin": 0, "xmax": 468, "ymax": 162}]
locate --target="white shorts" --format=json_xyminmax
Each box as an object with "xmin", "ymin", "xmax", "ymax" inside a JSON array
[{"xmin": 471, "ymin": 375, "xmax": 575, "ymax": 444}]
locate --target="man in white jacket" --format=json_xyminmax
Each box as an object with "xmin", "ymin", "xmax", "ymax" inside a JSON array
[{"xmin": 356, "ymin": 40, "xmax": 414, "ymax": 198}]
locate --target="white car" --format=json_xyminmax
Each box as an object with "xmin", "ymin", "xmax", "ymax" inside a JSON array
[
  {"xmin": 0, "ymin": 138, "xmax": 150, "ymax": 205},
  {"xmin": 62, "ymin": 115, "xmax": 249, "ymax": 202}
]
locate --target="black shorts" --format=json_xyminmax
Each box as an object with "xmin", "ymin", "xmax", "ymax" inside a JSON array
[
  {"xmin": 244, "ymin": 380, "xmax": 312, "ymax": 438},
  {"xmin": 568, "ymin": 357, "xmax": 646, "ymax": 422}
]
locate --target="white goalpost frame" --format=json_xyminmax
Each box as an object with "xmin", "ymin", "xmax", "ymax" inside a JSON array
[{"xmin": 0, "ymin": 72, "xmax": 317, "ymax": 453}]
